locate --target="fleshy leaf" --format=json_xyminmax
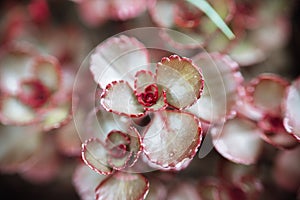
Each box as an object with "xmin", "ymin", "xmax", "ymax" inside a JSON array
[
  {"xmin": 134, "ymin": 70, "xmax": 156, "ymax": 95},
  {"xmin": 156, "ymin": 55, "xmax": 203, "ymax": 109},
  {"xmin": 148, "ymin": 0, "xmax": 175, "ymax": 28},
  {"xmin": 143, "ymin": 110, "xmax": 202, "ymax": 169},
  {"xmin": 0, "ymin": 48, "xmax": 34, "ymax": 94},
  {"xmin": 273, "ymin": 147, "xmax": 300, "ymax": 192},
  {"xmin": 106, "ymin": 131, "xmax": 131, "ymax": 170},
  {"xmin": 81, "ymin": 138, "xmax": 113, "ymax": 175},
  {"xmin": 126, "ymin": 127, "xmax": 142, "ymax": 167},
  {"xmin": 229, "ymin": 37, "xmax": 266, "ymax": 67},
  {"xmin": 77, "ymin": 0, "xmax": 109, "ymax": 27},
  {"xmin": 284, "ymin": 77, "xmax": 300, "ymax": 140},
  {"xmin": 0, "ymin": 95, "xmax": 37, "ymax": 125},
  {"xmin": 246, "ymin": 74, "xmax": 288, "ymax": 116},
  {"xmin": 85, "ymin": 106, "xmax": 132, "ymax": 142},
  {"xmin": 0, "ymin": 125, "xmax": 41, "ymax": 173},
  {"xmin": 258, "ymin": 115, "xmax": 298, "ymax": 149},
  {"xmin": 109, "ymin": 0, "xmax": 147, "ymax": 21},
  {"xmin": 73, "ymin": 164, "xmax": 106, "ymax": 200},
  {"xmin": 212, "ymin": 117, "xmax": 264, "ymax": 165},
  {"xmin": 187, "ymin": 53, "xmax": 243, "ymax": 123},
  {"xmin": 32, "ymin": 55, "xmax": 61, "ymax": 92},
  {"xmin": 101, "ymin": 81, "xmax": 144, "ymax": 117},
  {"xmin": 40, "ymin": 99, "xmax": 72, "ymax": 131},
  {"xmin": 95, "ymin": 172, "xmax": 149, "ymax": 200},
  {"xmin": 90, "ymin": 35, "xmax": 149, "ymax": 88}
]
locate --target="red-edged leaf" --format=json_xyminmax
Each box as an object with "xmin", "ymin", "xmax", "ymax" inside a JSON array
[
  {"xmin": 106, "ymin": 127, "xmax": 142, "ymax": 170},
  {"xmin": 212, "ymin": 117, "xmax": 264, "ymax": 165},
  {"xmin": 32, "ymin": 55, "xmax": 61, "ymax": 92},
  {"xmin": 81, "ymin": 138, "xmax": 113, "ymax": 175},
  {"xmin": 106, "ymin": 131, "xmax": 131, "ymax": 170},
  {"xmin": 90, "ymin": 35, "xmax": 149, "ymax": 88},
  {"xmin": 143, "ymin": 110, "xmax": 202, "ymax": 169},
  {"xmin": 95, "ymin": 172, "xmax": 149, "ymax": 200},
  {"xmin": 156, "ymin": 55, "xmax": 203, "ymax": 109},
  {"xmin": 0, "ymin": 95, "xmax": 38, "ymax": 125},
  {"xmin": 20, "ymin": 137, "xmax": 60, "ymax": 184},
  {"xmin": 134, "ymin": 70, "xmax": 156, "ymax": 95},
  {"xmin": 40, "ymin": 98, "xmax": 72, "ymax": 131},
  {"xmin": 246, "ymin": 74, "xmax": 289, "ymax": 116},
  {"xmin": 85, "ymin": 106, "xmax": 132, "ymax": 142},
  {"xmin": 0, "ymin": 125, "xmax": 42, "ymax": 173},
  {"xmin": 101, "ymin": 81, "xmax": 144, "ymax": 117},
  {"xmin": 188, "ymin": 53, "xmax": 243, "ymax": 123},
  {"xmin": 55, "ymin": 120, "xmax": 81, "ymax": 157},
  {"xmin": 73, "ymin": 164, "xmax": 106, "ymax": 200},
  {"xmin": 258, "ymin": 115, "xmax": 298, "ymax": 149},
  {"xmin": 284, "ymin": 77, "xmax": 300, "ymax": 140},
  {"xmin": 126, "ymin": 127, "xmax": 142, "ymax": 167},
  {"xmin": 134, "ymin": 70, "xmax": 167, "ymax": 111},
  {"xmin": 0, "ymin": 47, "xmax": 34, "ymax": 94},
  {"xmin": 273, "ymin": 147, "xmax": 300, "ymax": 192}
]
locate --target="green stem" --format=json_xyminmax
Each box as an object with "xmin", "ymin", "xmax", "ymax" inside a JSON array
[{"xmin": 186, "ymin": 0, "xmax": 235, "ymax": 40}]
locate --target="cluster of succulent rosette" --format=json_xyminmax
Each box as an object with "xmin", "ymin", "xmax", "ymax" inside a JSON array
[{"xmin": 0, "ymin": 0, "xmax": 299, "ymax": 200}]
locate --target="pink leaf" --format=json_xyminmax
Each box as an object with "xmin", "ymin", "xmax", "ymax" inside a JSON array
[
  {"xmin": 0, "ymin": 95, "xmax": 38, "ymax": 125},
  {"xmin": 284, "ymin": 77, "xmax": 300, "ymax": 140},
  {"xmin": 156, "ymin": 55, "xmax": 203, "ymax": 109},
  {"xmin": 109, "ymin": 0, "xmax": 147, "ymax": 21},
  {"xmin": 95, "ymin": 172, "xmax": 149, "ymax": 200},
  {"xmin": 167, "ymin": 182, "xmax": 201, "ymax": 200},
  {"xmin": 106, "ymin": 127, "xmax": 142, "ymax": 170},
  {"xmin": 40, "ymin": 98, "xmax": 72, "ymax": 131},
  {"xmin": 90, "ymin": 35, "xmax": 149, "ymax": 88},
  {"xmin": 81, "ymin": 138, "xmax": 113, "ymax": 175},
  {"xmin": 212, "ymin": 117, "xmax": 264, "ymax": 165},
  {"xmin": 134, "ymin": 70, "xmax": 167, "ymax": 111},
  {"xmin": 258, "ymin": 115, "xmax": 298, "ymax": 149},
  {"xmin": 143, "ymin": 110, "xmax": 202, "ymax": 169},
  {"xmin": 73, "ymin": 164, "xmax": 106, "ymax": 200},
  {"xmin": 246, "ymin": 74, "xmax": 289, "ymax": 116},
  {"xmin": 134, "ymin": 70, "xmax": 156, "ymax": 95},
  {"xmin": 77, "ymin": 0, "xmax": 109, "ymax": 27},
  {"xmin": 101, "ymin": 81, "xmax": 144, "ymax": 117},
  {"xmin": 106, "ymin": 131, "xmax": 131, "ymax": 170},
  {"xmin": 85, "ymin": 106, "xmax": 132, "ymax": 142},
  {"xmin": 32, "ymin": 55, "xmax": 61, "ymax": 92},
  {"xmin": 0, "ymin": 47, "xmax": 34, "ymax": 95},
  {"xmin": 187, "ymin": 53, "xmax": 243, "ymax": 123}
]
